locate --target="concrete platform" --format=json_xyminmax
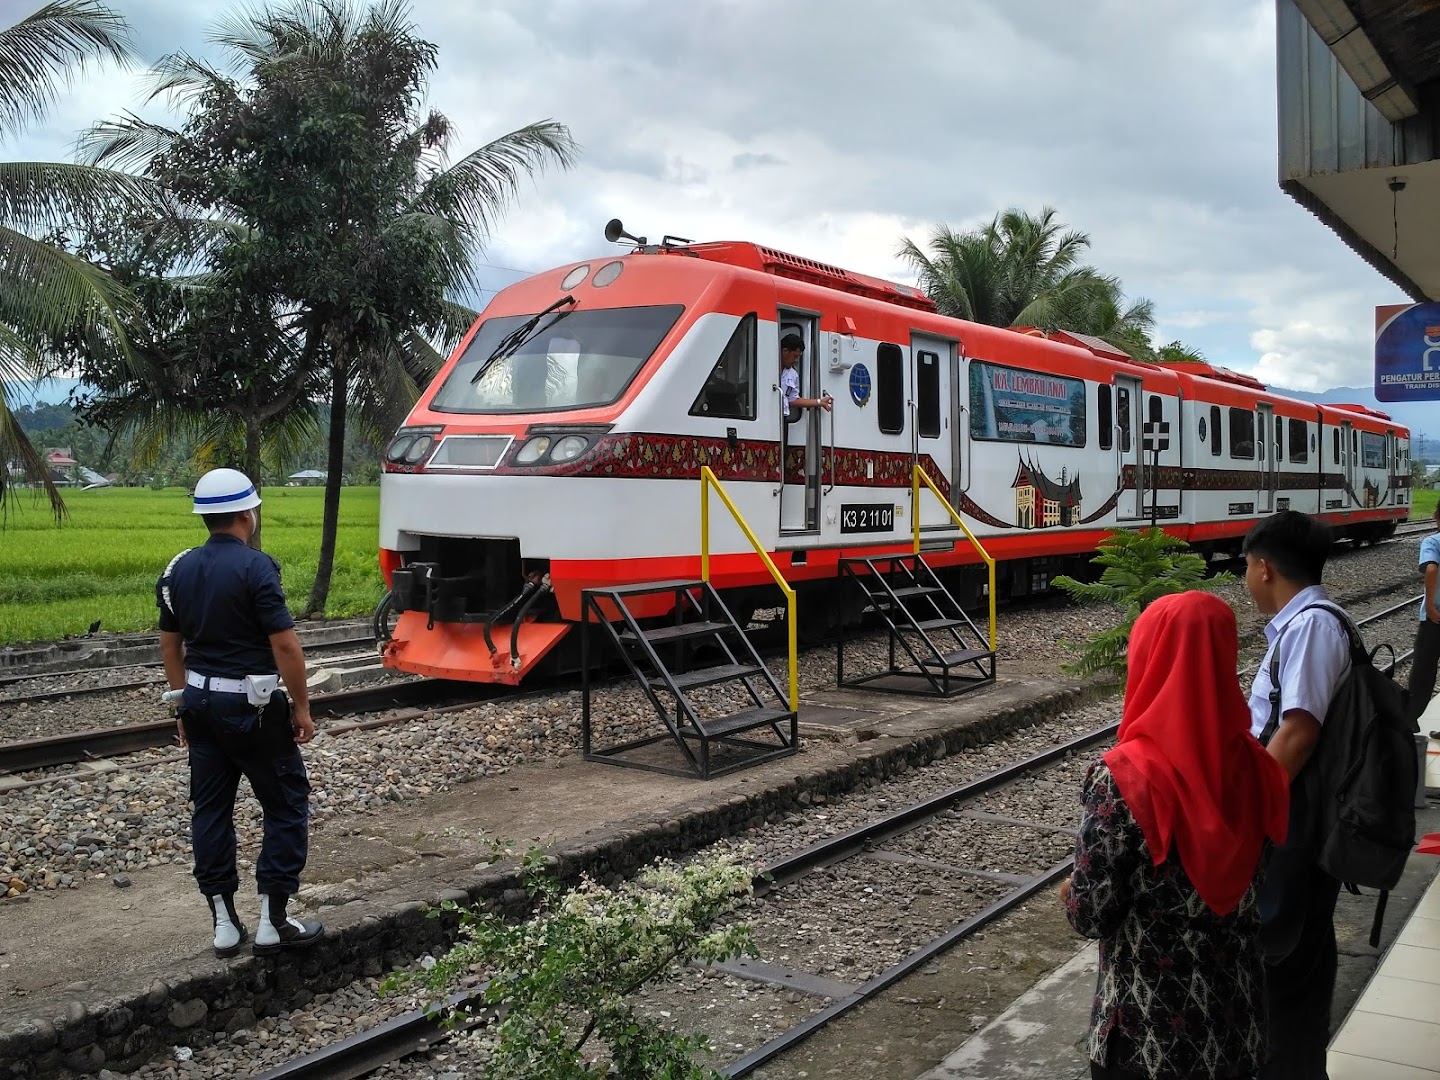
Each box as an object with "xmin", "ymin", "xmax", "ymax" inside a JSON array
[{"xmin": 0, "ymin": 674, "xmax": 1097, "ymax": 1078}]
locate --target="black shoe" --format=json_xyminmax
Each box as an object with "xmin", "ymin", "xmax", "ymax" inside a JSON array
[
  {"xmin": 253, "ymin": 893, "xmax": 323, "ymax": 953},
  {"xmin": 215, "ymin": 923, "xmax": 249, "ymax": 959},
  {"xmin": 1429, "ymin": 729, "xmax": 1439, "ymax": 741}
]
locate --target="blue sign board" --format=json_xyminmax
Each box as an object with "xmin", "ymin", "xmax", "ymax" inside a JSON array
[{"xmin": 1375, "ymin": 302, "xmax": 1440, "ymax": 402}]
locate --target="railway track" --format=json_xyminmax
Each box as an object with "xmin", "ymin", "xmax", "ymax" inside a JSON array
[
  {"xmin": 0, "ymin": 635, "xmax": 379, "ymax": 693},
  {"xmin": 243, "ymin": 590, "xmax": 1422, "ymax": 1080},
  {"xmin": 0, "ymin": 677, "xmax": 508, "ymax": 776}
]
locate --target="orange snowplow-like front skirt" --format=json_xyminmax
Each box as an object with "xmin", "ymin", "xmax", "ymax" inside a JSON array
[{"xmin": 382, "ymin": 611, "xmax": 571, "ymax": 685}]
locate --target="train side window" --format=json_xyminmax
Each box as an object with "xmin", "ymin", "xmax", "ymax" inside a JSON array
[
  {"xmin": 1289, "ymin": 419, "xmax": 1308, "ymax": 463},
  {"xmin": 1210, "ymin": 405, "xmax": 1222, "ymax": 457},
  {"xmin": 1148, "ymin": 394, "xmax": 1163, "ymax": 424},
  {"xmin": 916, "ymin": 350, "xmax": 941, "ymax": 438},
  {"xmin": 1229, "ymin": 408, "xmax": 1254, "ymax": 459},
  {"xmin": 689, "ymin": 313, "xmax": 756, "ymax": 421},
  {"xmin": 1098, "ymin": 385, "xmax": 1113, "ymax": 451},
  {"xmin": 1273, "ymin": 416, "xmax": 1283, "ymax": 462},
  {"xmin": 1117, "ymin": 388, "xmax": 1132, "ymax": 452},
  {"xmin": 877, "ymin": 343, "xmax": 905, "ymax": 435},
  {"xmin": 1352, "ymin": 430, "xmax": 1358, "ymax": 459},
  {"xmin": 1333, "ymin": 429, "xmax": 1340, "ymax": 464}
]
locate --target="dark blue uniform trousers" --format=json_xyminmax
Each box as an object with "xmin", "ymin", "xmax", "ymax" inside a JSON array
[
  {"xmin": 181, "ymin": 687, "xmax": 310, "ymax": 897},
  {"xmin": 1259, "ymin": 855, "xmax": 1342, "ymax": 1080}
]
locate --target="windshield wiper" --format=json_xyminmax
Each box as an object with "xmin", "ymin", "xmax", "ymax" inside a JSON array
[{"xmin": 470, "ymin": 295, "xmax": 578, "ymax": 384}]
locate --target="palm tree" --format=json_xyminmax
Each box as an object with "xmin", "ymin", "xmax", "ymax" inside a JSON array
[
  {"xmin": 898, "ymin": 207, "xmax": 1157, "ymax": 360},
  {"xmin": 0, "ymin": 1, "xmax": 145, "ymax": 515},
  {"xmin": 82, "ymin": 0, "xmax": 576, "ymax": 609}
]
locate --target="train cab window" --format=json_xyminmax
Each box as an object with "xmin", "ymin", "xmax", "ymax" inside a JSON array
[
  {"xmin": 689, "ymin": 313, "xmax": 756, "ymax": 421},
  {"xmin": 1210, "ymin": 405, "xmax": 1223, "ymax": 456},
  {"xmin": 1288, "ymin": 419, "xmax": 1308, "ymax": 463},
  {"xmin": 1148, "ymin": 394, "xmax": 1163, "ymax": 424},
  {"xmin": 1117, "ymin": 388, "xmax": 1132, "ymax": 452},
  {"xmin": 431, "ymin": 304, "xmax": 684, "ymax": 414},
  {"xmin": 877, "ymin": 343, "xmax": 905, "ymax": 435},
  {"xmin": 916, "ymin": 350, "xmax": 941, "ymax": 438},
  {"xmin": 1098, "ymin": 385, "xmax": 1113, "ymax": 451},
  {"xmin": 1229, "ymin": 408, "xmax": 1255, "ymax": 459}
]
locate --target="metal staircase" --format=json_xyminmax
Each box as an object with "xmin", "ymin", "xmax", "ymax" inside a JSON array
[
  {"xmin": 581, "ymin": 579, "xmax": 798, "ymax": 779},
  {"xmin": 837, "ymin": 554, "xmax": 996, "ymax": 696}
]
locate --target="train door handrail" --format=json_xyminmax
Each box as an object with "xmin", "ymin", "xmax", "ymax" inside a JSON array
[
  {"xmin": 700, "ymin": 464, "xmax": 798, "ymax": 710},
  {"xmin": 911, "ymin": 464, "xmax": 997, "ymax": 653}
]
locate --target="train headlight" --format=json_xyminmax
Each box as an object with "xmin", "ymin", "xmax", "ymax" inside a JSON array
[
  {"xmin": 550, "ymin": 435, "xmax": 590, "ymax": 462},
  {"xmin": 515, "ymin": 436, "xmax": 551, "ymax": 464},
  {"xmin": 385, "ymin": 435, "xmax": 415, "ymax": 462},
  {"xmin": 403, "ymin": 435, "xmax": 433, "ymax": 464}
]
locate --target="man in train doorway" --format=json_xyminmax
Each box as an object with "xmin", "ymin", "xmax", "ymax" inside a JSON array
[{"xmin": 779, "ymin": 334, "xmax": 832, "ymax": 420}]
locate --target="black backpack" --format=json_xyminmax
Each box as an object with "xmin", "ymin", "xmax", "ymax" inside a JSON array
[{"xmin": 1263, "ymin": 603, "xmax": 1419, "ymax": 942}]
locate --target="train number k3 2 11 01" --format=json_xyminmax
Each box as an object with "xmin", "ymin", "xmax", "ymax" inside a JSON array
[{"xmin": 840, "ymin": 504, "xmax": 896, "ymax": 533}]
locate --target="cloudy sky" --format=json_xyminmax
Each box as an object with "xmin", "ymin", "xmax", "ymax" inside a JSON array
[{"xmin": 7, "ymin": 0, "xmax": 1412, "ymax": 392}]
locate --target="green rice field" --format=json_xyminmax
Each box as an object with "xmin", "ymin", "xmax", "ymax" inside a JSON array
[
  {"xmin": 0, "ymin": 486, "xmax": 383, "ymax": 645},
  {"xmin": 0, "ymin": 484, "xmax": 1433, "ymax": 647}
]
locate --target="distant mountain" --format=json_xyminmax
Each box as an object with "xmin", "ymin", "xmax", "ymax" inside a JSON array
[
  {"xmin": 1270, "ymin": 384, "xmax": 1439, "ymax": 441},
  {"xmin": 7, "ymin": 378, "xmax": 82, "ymax": 406}
]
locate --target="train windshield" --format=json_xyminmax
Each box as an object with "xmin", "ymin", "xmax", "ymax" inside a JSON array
[{"xmin": 429, "ymin": 304, "xmax": 684, "ymax": 413}]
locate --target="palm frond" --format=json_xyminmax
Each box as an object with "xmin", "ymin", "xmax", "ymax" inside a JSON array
[
  {"xmin": 0, "ymin": 158, "xmax": 161, "ymax": 230},
  {"xmin": 409, "ymin": 121, "xmax": 578, "ymax": 292},
  {"xmin": 0, "ymin": 0, "xmax": 135, "ymax": 140},
  {"xmin": 77, "ymin": 112, "xmax": 181, "ymax": 171},
  {"xmin": 0, "ymin": 221, "xmax": 133, "ymax": 345},
  {"xmin": 0, "ymin": 367, "xmax": 65, "ymax": 517}
]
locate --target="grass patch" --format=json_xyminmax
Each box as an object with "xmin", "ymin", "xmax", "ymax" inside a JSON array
[
  {"xmin": 1411, "ymin": 487, "xmax": 1437, "ymax": 521},
  {"xmin": 0, "ymin": 487, "xmax": 383, "ymax": 644}
]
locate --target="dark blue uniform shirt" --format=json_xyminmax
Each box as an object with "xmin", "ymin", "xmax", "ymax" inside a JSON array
[{"xmin": 156, "ymin": 534, "xmax": 295, "ymax": 678}]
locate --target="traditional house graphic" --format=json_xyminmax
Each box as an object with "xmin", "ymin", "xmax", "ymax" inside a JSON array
[
  {"xmin": 1012, "ymin": 453, "xmax": 1083, "ymax": 529},
  {"xmin": 1363, "ymin": 478, "xmax": 1380, "ymax": 508}
]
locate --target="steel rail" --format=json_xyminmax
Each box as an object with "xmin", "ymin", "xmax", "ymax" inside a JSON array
[
  {"xmin": 0, "ymin": 679, "xmax": 504, "ymax": 774},
  {"xmin": 0, "ymin": 635, "xmax": 378, "ymax": 690}
]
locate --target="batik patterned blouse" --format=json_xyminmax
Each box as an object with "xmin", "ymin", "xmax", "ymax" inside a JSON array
[{"xmin": 1064, "ymin": 762, "xmax": 1268, "ymax": 1079}]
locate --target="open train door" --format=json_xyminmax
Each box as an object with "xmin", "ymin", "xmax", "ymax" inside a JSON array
[
  {"xmin": 911, "ymin": 332, "xmax": 960, "ymax": 533},
  {"xmin": 1115, "ymin": 374, "xmax": 1146, "ymax": 519},
  {"xmin": 1257, "ymin": 403, "xmax": 1277, "ymax": 513}
]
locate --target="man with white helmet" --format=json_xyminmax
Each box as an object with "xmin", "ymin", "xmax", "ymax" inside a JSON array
[{"xmin": 157, "ymin": 468, "xmax": 323, "ymax": 957}]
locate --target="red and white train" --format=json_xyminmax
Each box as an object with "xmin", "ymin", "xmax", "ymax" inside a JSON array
[{"xmin": 377, "ymin": 226, "xmax": 1411, "ymax": 683}]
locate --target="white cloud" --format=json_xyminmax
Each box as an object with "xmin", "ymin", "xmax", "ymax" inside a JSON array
[{"xmin": 3, "ymin": 0, "xmax": 1417, "ymax": 391}]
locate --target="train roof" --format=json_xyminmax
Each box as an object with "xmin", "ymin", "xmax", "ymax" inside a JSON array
[
  {"xmin": 1329, "ymin": 402, "xmax": 1394, "ymax": 421},
  {"xmin": 663, "ymin": 240, "xmax": 937, "ymax": 312}
]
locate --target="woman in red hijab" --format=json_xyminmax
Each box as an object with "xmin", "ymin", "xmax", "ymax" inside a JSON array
[{"xmin": 1063, "ymin": 590, "xmax": 1290, "ymax": 1080}]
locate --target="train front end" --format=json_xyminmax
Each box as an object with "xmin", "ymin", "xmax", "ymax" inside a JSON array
[{"xmin": 376, "ymin": 250, "xmax": 719, "ymax": 683}]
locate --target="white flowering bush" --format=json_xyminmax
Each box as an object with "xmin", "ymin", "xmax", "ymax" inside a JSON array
[{"xmin": 387, "ymin": 848, "xmax": 758, "ymax": 1078}]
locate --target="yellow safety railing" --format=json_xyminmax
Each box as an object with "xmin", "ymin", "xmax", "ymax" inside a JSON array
[
  {"xmin": 912, "ymin": 465, "xmax": 997, "ymax": 652},
  {"xmin": 699, "ymin": 465, "xmax": 798, "ymax": 710}
]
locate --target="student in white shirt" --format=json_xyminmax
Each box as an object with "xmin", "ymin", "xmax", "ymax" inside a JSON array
[
  {"xmin": 1407, "ymin": 502, "xmax": 1440, "ymax": 734},
  {"xmin": 1243, "ymin": 511, "xmax": 1351, "ymax": 1080}
]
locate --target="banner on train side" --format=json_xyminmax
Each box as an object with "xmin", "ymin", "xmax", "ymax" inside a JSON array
[{"xmin": 1375, "ymin": 302, "xmax": 1440, "ymax": 402}]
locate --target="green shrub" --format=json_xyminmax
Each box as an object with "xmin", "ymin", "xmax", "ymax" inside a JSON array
[
  {"xmin": 1052, "ymin": 528, "xmax": 1234, "ymax": 683},
  {"xmin": 386, "ymin": 849, "xmax": 757, "ymax": 1079}
]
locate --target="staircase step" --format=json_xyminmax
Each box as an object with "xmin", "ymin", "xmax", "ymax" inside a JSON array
[
  {"xmin": 867, "ymin": 585, "xmax": 942, "ymax": 599},
  {"xmin": 918, "ymin": 648, "xmax": 994, "ymax": 669},
  {"xmin": 898, "ymin": 618, "xmax": 968, "ymax": 632},
  {"xmin": 649, "ymin": 663, "xmax": 765, "ymax": 692},
  {"xmin": 597, "ymin": 579, "xmax": 705, "ymax": 597},
  {"xmin": 699, "ymin": 706, "xmax": 794, "ymax": 738},
  {"xmin": 619, "ymin": 620, "xmax": 730, "ymax": 645}
]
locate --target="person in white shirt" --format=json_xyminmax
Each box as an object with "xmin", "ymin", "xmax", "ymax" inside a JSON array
[
  {"xmin": 1243, "ymin": 510, "xmax": 1351, "ymax": 1080},
  {"xmin": 1407, "ymin": 502, "xmax": 1440, "ymax": 734},
  {"xmin": 778, "ymin": 334, "xmax": 831, "ymax": 419}
]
